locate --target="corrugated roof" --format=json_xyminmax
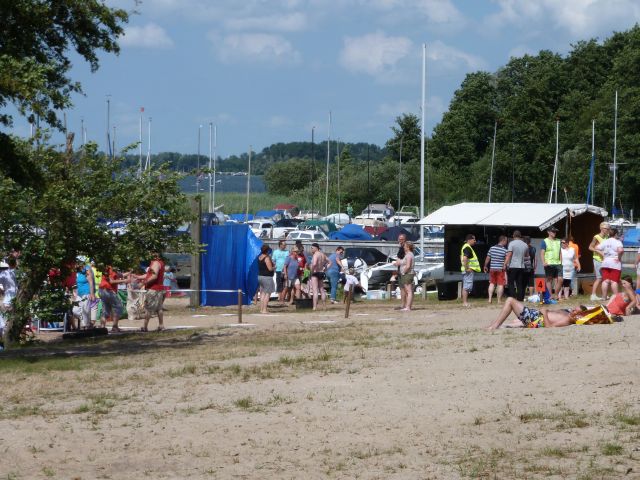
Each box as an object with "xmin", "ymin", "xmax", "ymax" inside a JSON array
[{"xmin": 418, "ymin": 203, "xmax": 607, "ymax": 230}]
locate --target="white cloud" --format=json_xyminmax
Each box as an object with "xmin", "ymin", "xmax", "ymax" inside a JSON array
[
  {"xmin": 487, "ymin": 0, "xmax": 640, "ymax": 37},
  {"xmin": 365, "ymin": 0, "xmax": 464, "ymax": 27},
  {"xmin": 426, "ymin": 41, "xmax": 486, "ymax": 71},
  {"xmin": 225, "ymin": 12, "xmax": 308, "ymax": 32},
  {"xmin": 210, "ymin": 33, "xmax": 301, "ymax": 64},
  {"xmin": 339, "ymin": 31, "xmax": 413, "ymax": 76},
  {"xmin": 265, "ymin": 115, "xmax": 292, "ymax": 128},
  {"xmin": 120, "ymin": 23, "xmax": 174, "ymax": 48},
  {"xmin": 377, "ymin": 100, "xmax": 418, "ymax": 117}
]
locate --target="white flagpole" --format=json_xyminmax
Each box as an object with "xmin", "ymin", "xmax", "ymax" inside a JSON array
[
  {"xmin": 612, "ymin": 90, "xmax": 618, "ymax": 217},
  {"xmin": 213, "ymin": 125, "xmax": 217, "ymax": 213},
  {"xmin": 246, "ymin": 146, "xmax": 252, "ymax": 222},
  {"xmin": 420, "ymin": 43, "xmax": 426, "ymax": 258}
]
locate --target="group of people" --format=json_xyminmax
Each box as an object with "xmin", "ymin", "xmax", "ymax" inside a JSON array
[
  {"xmin": 256, "ymin": 240, "xmax": 364, "ymax": 313},
  {"xmin": 458, "ymin": 221, "xmax": 639, "ymax": 329},
  {"xmin": 48, "ymin": 252, "xmax": 170, "ymax": 333}
]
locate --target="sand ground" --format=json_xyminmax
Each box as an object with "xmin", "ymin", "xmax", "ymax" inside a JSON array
[{"xmin": 0, "ymin": 296, "xmax": 638, "ymax": 479}]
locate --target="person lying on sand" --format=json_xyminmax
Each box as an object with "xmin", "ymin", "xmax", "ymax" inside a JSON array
[{"xmin": 487, "ymin": 297, "xmax": 617, "ymax": 330}]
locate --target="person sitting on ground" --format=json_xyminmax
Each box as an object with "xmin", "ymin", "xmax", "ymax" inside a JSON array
[
  {"xmin": 486, "ymin": 297, "xmax": 615, "ymax": 330},
  {"xmin": 606, "ymin": 275, "xmax": 637, "ymax": 316}
]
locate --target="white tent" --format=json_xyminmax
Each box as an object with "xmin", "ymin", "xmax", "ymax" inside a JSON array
[{"xmin": 418, "ymin": 203, "xmax": 607, "ymax": 231}]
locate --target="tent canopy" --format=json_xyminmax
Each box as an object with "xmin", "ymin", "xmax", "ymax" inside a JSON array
[{"xmin": 418, "ymin": 203, "xmax": 607, "ymax": 231}]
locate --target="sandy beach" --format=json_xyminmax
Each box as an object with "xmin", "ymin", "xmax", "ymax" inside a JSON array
[{"xmin": 0, "ymin": 296, "xmax": 638, "ymax": 479}]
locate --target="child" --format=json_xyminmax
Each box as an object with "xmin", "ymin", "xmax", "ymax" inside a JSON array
[
  {"xmin": 559, "ymin": 238, "xmax": 580, "ymax": 300},
  {"xmin": 342, "ymin": 268, "xmax": 362, "ymax": 302}
]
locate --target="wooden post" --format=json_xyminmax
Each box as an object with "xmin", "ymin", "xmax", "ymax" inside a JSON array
[
  {"xmin": 190, "ymin": 197, "xmax": 202, "ymax": 308},
  {"xmin": 421, "ymin": 281, "xmax": 427, "ymax": 301},
  {"xmin": 457, "ymin": 281, "xmax": 462, "ymax": 300},
  {"xmin": 344, "ymin": 288, "xmax": 352, "ymax": 318},
  {"xmin": 386, "ymin": 282, "xmax": 392, "ymax": 300},
  {"xmin": 237, "ymin": 289, "xmax": 243, "ymax": 324}
]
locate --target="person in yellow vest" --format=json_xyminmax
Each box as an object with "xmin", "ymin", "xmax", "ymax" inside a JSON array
[
  {"xmin": 460, "ymin": 234, "xmax": 480, "ymax": 307},
  {"xmin": 588, "ymin": 221, "xmax": 609, "ymax": 301},
  {"xmin": 539, "ymin": 226, "xmax": 562, "ymax": 300}
]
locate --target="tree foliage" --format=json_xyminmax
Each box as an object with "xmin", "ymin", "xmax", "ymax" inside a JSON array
[
  {"xmin": 428, "ymin": 25, "xmax": 640, "ymax": 214},
  {"xmin": 0, "ymin": 0, "xmax": 129, "ymax": 129},
  {"xmin": 0, "ymin": 140, "xmax": 194, "ymax": 345}
]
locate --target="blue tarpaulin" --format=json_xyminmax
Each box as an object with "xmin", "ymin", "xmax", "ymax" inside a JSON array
[
  {"xmin": 623, "ymin": 228, "xmax": 640, "ymax": 247},
  {"xmin": 255, "ymin": 210, "xmax": 277, "ymax": 218},
  {"xmin": 329, "ymin": 223, "xmax": 373, "ymax": 240},
  {"xmin": 229, "ymin": 213, "xmax": 254, "ymax": 222},
  {"xmin": 201, "ymin": 224, "xmax": 261, "ymax": 306}
]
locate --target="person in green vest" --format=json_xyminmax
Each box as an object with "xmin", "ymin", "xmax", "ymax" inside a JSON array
[
  {"xmin": 460, "ymin": 234, "xmax": 481, "ymax": 307},
  {"xmin": 346, "ymin": 202, "xmax": 354, "ymax": 221},
  {"xmin": 539, "ymin": 226, "xmax": 562, "ymax": 300}
]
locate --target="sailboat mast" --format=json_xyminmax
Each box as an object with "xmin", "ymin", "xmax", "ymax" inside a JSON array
[
  {"xmin": 548, "ymin": 119, "xmax": 559, "ymax": 203},
  {"xmin": 208, "ymin": 123, "xmax": 213, "ymax": 213},
  {"xmin": 325, "ymin": 111, "xmax": 331, "ymax": 216},
  {"xmin": 213, "ymin": 125, "xmax": 217, "ymax": 214},
  {"xmin": 336, "ymin": 139, "xmax": 341, "ymax": 214},
  {"xmin": 145, "ymin": 116, "xmax": 152, "ymax": 171},
  {"xmin": 488, "ymin": 120, "xmax": 497, "ymax": 203},
  {"xmin": 138, "ymin": 108, "xmax": 143, "ymax": 176}
]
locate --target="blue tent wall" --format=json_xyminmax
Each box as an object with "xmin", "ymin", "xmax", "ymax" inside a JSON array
[{"xmin": 200, "ymin": 224, "xmax": 262, "ymax": 306}]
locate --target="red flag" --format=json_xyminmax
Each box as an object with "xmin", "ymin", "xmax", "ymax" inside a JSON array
[{"xmin": 140, "ymin": 107, "xmax": 145, "ymax": 112}]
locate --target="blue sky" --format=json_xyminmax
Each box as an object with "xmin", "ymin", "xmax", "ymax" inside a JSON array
[{"xmin": 10, "ymin": 0, "xmax": 640, "ymax": 158}]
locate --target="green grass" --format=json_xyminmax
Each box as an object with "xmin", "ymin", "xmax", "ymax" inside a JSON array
[{"xmin": 600, "ymin": 442, "xmax": 623, "ymax": 456}]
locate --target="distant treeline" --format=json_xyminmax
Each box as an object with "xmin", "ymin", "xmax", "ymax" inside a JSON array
[{"xmin": 121, "ymin": 141, "xmax": 384, "ymax": 176}]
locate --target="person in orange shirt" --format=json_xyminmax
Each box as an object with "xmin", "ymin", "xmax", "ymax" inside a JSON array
[{"xmin": 568, "ymin": 235, "xmax": 580, "ymax": 296}]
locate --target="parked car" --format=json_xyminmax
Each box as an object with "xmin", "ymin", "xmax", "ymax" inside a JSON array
[
  {"xmin": 287, "ymin": 230, "xmax": 329, "ymax": 241},
  {"xmin": 248, "ymin": 219, "xmax": 274, "ymax": 238},
  {"xmin": 272, "ymin": 218, "xmax": 302, "ymax": 238}
]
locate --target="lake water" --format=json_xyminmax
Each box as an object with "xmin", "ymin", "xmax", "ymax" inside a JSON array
[{"xmin": 178, "ymin": 174, "xmax": 265, "ymax": 194}]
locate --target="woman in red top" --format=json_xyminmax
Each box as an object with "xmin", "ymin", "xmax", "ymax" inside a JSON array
[
  {"xmin": 606, "ymin": 276, "xmax": 637, "ymax": 316},
  {"xmin": 98, "ymin": 266, "xmax": 129, "ymax": 332}
]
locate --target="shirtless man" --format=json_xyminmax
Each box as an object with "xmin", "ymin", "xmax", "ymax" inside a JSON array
[
  {"xmin": 310, "ymin": 243, "xmax": 330, "ymax": 310},
  {"xmin": 487, "ymin": 297, "xmax": 585, "ymax": 330}
]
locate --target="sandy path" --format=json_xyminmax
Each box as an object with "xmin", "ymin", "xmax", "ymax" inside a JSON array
[{"xmin": 1, "ymin": 298, "xmax": 638, "ymax": 479}]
